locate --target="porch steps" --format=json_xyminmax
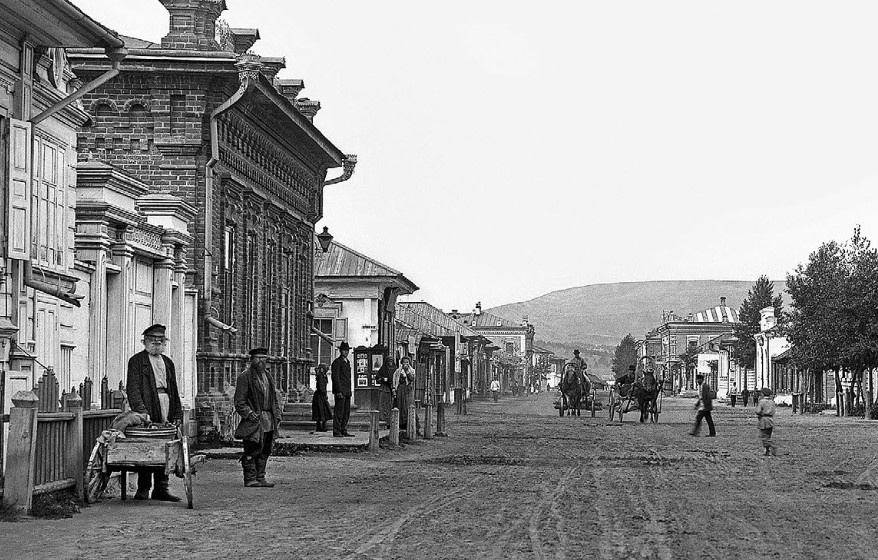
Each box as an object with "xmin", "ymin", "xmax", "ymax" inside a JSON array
[{"xmin": 280, "ymin": 402, "xmax": 387, "ymax": 432}]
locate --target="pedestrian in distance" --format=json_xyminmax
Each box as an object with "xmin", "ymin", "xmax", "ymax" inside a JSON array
[
  {"xmin": 234, "ymin": 347, "xmax": 282, "ymax": 487},
  {"xmin": 311, "ymin": 363, "xmax": 332, "ymax": 432},
  {"xmin": 490, "ymin": 377, "xmax": 501, "ymax": 402},
  {"xmin": 740, "ymin": 387, "xmax": 750, "ymax": 408},
  {"xmin": 752, "ymin": 390, "xmax": 760, "ymax": 407},
  {"xmin": 331, "ymin": 341, "xmax": 355, "ymax": 437},
  {"xmin": 393, "ymin": 356, "xmax": 415, "ymax": 429},
  {"xmin": 374, "ymin": 357, "xmax": 395, "ymax": 424},
  {"xmin": 689, "ymin": 373, "xmax": 716, "ymax": 437},
  {"xmin": 756, "ymin": 387, "xmax": 777, "ymax": 456},
  {"xmin": 728, "ymin": 382, "xmax": 738, "ymax": 407},
  {"xmin": 126, "ymin": 323, "xmax": 183, "ymax": 502}
]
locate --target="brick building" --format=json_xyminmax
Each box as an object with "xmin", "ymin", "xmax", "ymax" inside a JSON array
[{"xmin": 68, "ymin": 0, "xmax": 355, "ymax": 438}]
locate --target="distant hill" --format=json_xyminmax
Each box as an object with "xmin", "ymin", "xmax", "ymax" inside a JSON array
[{"xmin": 487, "ymin": 280, "xmax": 787, "ymax": 347}]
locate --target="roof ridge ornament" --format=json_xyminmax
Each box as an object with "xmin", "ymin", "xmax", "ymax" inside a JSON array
[{"xmin": 235, "ymin": 52, "xmax": 263, "ymax": 86}]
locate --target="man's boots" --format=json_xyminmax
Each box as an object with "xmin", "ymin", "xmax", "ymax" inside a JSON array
[
  {"xmin": 151, "ymin": 473, "xmax": 182, "ymax": 502},
  {"xmin": 242, "ymin": 455, "xmax": 260, "ymax": 487},
  {"xmin": 133, "ymin": 472, "xmax": 151, "ymax": 500},
  {"xmin": 254, "ymin": 456, "xmax": 275, "ymax": 487}
]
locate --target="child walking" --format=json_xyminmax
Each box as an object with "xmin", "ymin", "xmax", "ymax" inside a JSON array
[{"xmin": 756, "ymin": 387, "xmax": 776, "ymax": 456}]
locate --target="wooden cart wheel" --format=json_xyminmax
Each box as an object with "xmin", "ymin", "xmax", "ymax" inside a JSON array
[
  {"xmin": 182, "ymin": 434, "xmax": 194, "ymax": 509},
  {"xmin": 607, "ymin": 393, "xmax": 615, "ymax": 419},
  {"xmin": 559, "ymin": 394, "xmax": 565, "ymax": 417},
  {"xmin": 84, "ymin": 441, "xmax": 109, "ymax": 504}
]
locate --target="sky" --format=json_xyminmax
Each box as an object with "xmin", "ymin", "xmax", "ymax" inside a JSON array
[{"xmin": 70, "ymin": 0, "xmax": 878, "ymax": 311}]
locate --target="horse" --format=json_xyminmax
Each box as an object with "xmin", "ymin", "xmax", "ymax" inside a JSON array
[
  {"xmin": 635, "ymin": 372, "xmax": 661, "ymax": 423},
  {"xmin": 560, "ymin": 364, "xmax": 591, "ymax": 417}
]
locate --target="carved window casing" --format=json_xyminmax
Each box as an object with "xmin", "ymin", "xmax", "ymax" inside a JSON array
[{"xmin": 32, "ymin": 134, "xmax": 70, "ymax": 270}]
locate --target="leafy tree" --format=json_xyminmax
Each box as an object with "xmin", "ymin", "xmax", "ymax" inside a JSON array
[
  {"xmin": 611, "ymin": 334, "xmax": 638, "ymax": 378},
  {"xmin": 732, "ymin": 276, "xmax": 784, "ymax": 371}
]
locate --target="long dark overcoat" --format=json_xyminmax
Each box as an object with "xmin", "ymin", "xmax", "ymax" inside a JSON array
[
  {"xmin": 330, "ymin": 355, "xmax": 352, "ymax": 397},
  {"xmin": 126, "ymin": 350, "xmax": 183, "ymax": 424},
  {"xmin": 234, "ymin": 366, "xmax": 282, "ymax": 442}
]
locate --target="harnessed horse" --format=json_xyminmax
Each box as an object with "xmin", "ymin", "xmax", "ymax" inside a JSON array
[{"xmin": 560, "ymin": 364, "xmax": 591, "ymax": 417}]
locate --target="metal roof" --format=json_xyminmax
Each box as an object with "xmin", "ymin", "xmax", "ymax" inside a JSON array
[
  {"xmin": 316, "ymin": 240, "xmax": 418, "ymax": 294},
  {"xmin": 693, "ymin": 306, "xmax": 739, "ymax": 323},
  {"xmin": 396, "ymin": 302, "xmax": 478, "ymax": 339},
  {"xmin": 451, "ymin": 310, "xmax": 520, "ymax": 329}
]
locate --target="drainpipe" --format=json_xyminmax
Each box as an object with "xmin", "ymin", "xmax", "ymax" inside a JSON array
[
  {"xmin": 31, "ymin": 47, "xmax": 128, "ymax": 125},
  {"xmin": 23, "ymin": 261, "xmax": 83, "ymax": 307},
  {"xmin": 201, "ymin": 82, "xmax": 252, "ymax": 334},
  {"xmin": 323, "ymin": 154, "xmax": 357, "ymax": 186}
]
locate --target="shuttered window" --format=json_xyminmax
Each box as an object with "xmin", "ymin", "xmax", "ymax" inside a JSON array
[{"xmin": 31, "ymin": 135, "xmax": 68, "ymax": 270}]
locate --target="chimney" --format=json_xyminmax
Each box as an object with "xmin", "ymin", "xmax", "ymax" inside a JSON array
[
  {"xmin": 475, "ymin": 302, "xmax": 482, "ymax": 315},
  {"xmin": 759, "ymin": 307, "xmax": 777, "ymax": 332},
  {"xmin": 295, "ymin": 97, "xmax": 321, "ymax": 122},
  {"xmin": 259, "ymin": 57, "xmax": 286, "ymax": 81},
  {"xmin": 451, "ymin": 309, "xmax": 458, "ymax": 314},
  {"xmin": 277, "ymin": 79, "xmax": 305, "ymax": 103},
  {"xmin": 158, "ymin": 0, "xmax": 227, "ymax": 51},
  {"xmin": 720, "ymin": 296, "xmax": 727, "ymax": 307},
  {"xmin": 227, "ymin": 27, "xmax": 260, "ymax": 54}
]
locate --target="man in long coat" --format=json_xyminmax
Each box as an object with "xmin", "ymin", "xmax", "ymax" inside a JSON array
[
  {"xmin": 126, "ymin": 324, "xmax": 183, "ymax": 501},
  {"xmin": 331, "ymin": 341, "xmax": 354, "ymax": 437},
  {"xmin": 234, "ymin": 347, "xmax": 282, "ymax": 487}
]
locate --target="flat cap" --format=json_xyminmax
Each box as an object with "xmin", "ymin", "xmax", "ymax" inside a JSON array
[{"xmin": 142, "ymin": 324, "xmax": 166, "ymax": 337}]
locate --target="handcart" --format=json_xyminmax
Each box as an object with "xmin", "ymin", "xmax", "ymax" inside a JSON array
[{"xmin": 84, "ymin": 425, "xmax": 205, "ymax": 509}]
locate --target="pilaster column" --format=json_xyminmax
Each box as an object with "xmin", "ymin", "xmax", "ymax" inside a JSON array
[
  {"xmin": 107, "ymin": 241, "xmax": 134, "ymax": 387},
  {"xmin": 152, "ymin": 243, "xmax": 175, "ymax": 338}
]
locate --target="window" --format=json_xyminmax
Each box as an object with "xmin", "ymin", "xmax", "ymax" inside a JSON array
[
  {"xmin": 505, "ymin": 342, "xmax": 515, "ymax": 354},
  {"xmin": 311, "ymin": 318, "xmax": 334, "ymax": 367},
  {"xmin": 31, "ymin": 135, "xmax": 67, "ymax": 269},
  {"xmin": 223, "ymin": 226, "xmax": 235, "ymax": 325}
]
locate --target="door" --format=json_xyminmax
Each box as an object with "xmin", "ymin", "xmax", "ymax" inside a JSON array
[{"xmin": 131, "ymin": 258, "xmax": 154, "ymax": 358}]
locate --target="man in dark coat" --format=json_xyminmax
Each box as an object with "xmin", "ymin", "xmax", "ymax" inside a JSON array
[
  {"xmin": 126, "ymin": 324, "xmax": 183, "ymax": 501},
  {"xmin": 330, "ymin": 341, "xmax": 354, "ymax": 437},
  {"xmin": 690, "ymin": 373, "xmax": 716, "ymax": 437},
  {"xmin": 234, "ymin": 347, "xmax": 282, "ymax": 487}
]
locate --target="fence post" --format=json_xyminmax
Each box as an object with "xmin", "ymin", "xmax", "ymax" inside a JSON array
[
  {"xmin": 100, "ymin": 375, "xmax": 109, "ymax": 409},
  {"xmin": 424, "ymin": 402, "xmax": 433, "ymax": 440},
  {"xmin": 389, "ymin": 407, "xmax": 399, "ymax": 446},
  {"xmin": 3, "ymin": 391, "xmax": 39, "ymax": 514},
  {"xmin": 368, "ymin": 410, "xmax": 379, "ymax": 454},
  {"xmin": 407, "ymin": 404, "xmax": 416, "ymax": 441},
  {"xmin": 866, "ymin": 390, "xmax": 873, "ymax": 421},
  {"xmin": 62, "ymin": 391, "xmax": 84, "ymax": 500},
  {"xmin": 436, "ymin": 402, "xmax": 446, "ymax": 436}
]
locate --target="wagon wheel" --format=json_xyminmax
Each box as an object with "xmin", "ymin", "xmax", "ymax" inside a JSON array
[
  {"xmin": 607, "ymin": 392, "xmax": 615, "ymax": 419},
  {"xmin": 84, "ymin": 440, "xmax": 109, "ymax": 504},
  {"xmin": 651, "ymin": 388, "xmax": 664, "ymax": 423},
  {"xmin": 182, "ymin": 434, "xmax": 194, "ymax": 509},
  {"xmin": 559, "ymin": 393, "xmax": 565, "ymax": 417}
]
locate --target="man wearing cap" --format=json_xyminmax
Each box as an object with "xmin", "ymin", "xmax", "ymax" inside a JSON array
[
  {"xmin": 126, "ymin": 324, "xmax": 183, "ymax": 501},
  {"xmin": 234, "ymin": 348, "xmax": 282, "ymax": 487},
  {"xmin": 330, "ymin": 342, "xmax": 354, "ymax": 437},
  {"xmin": 571, "ymin": 349, "xmax": 587, "ymax": 377}
]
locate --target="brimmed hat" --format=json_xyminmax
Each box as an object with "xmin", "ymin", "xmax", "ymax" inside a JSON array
[
  {"xmin": 761, "ymin": 387, "xmax": 772, "ymax": 396},
  {"xmin": 248, "ymin": 347, "xmax": 269, "ymax": 357},
  {"xmin": 695, "ymin": 373, "xmax": 705, "ymax": 379},
  {"xmin": 338, "ymin": 341, "xmax": 350, "ymax": 351},
  {"xmin": 142, "ymin": 324, "xmax": 167, "ymax": 338},
  {"xmin": 628, "ymin": 365, "xmax": 636, "ymax": 372}
]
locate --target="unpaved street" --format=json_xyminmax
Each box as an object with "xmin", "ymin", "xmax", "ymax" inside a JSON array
[{"xmin": 3, "ymin": 393, "xmax": 878, "ymax": 560}]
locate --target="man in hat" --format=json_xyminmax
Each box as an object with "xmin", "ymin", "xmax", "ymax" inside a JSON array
[
  {"xmin": 126, "ymin": 324, "xmax": 183, "ymax": 501},
  {"xmin": 690, "ymin": 373, "xmax": 716, "ymax": 437},
  {"xmin": 331, "ymin": 342, "xmax": 354, "ymax": 437},
  {"xmin": 571, "ymin": 349, "xmax": 587, "ymax": 376},
  {"xmin": 234, "ymin": 348, "xmax": 282, "ymax": 487}
]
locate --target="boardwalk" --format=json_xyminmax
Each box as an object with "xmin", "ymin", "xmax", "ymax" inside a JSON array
[{"xmin": 2, "ymin": 393, "xmax": 877, "ymax": 559}]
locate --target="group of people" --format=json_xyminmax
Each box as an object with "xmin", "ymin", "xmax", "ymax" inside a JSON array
[
  {"xmin": 310, "ymin": 342, "xmax": 417, "ymax": 436},
  {"xmin": 725, "ymin": 383, "xmax": 764, "ymax": 408}
]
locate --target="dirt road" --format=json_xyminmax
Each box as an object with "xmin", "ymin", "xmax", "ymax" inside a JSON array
[{"xmin": 3, "ymin": 392, "xmax": 878, "ymax": 559}]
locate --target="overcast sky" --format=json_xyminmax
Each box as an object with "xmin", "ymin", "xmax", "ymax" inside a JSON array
[{"xmin": 71, "ymin": 0, "xmax": 878, "ymax": 311}]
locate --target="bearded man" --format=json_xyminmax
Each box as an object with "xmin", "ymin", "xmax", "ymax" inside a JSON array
[
  {"xmin": 234, "ymin": 347, "xmax": 282, "ymax": 487},
  {"xmin": 126, "ymin": 324, "xmax": 183, "ymax": 501}
]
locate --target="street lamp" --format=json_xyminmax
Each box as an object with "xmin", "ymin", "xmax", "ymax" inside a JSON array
[{"xmin": 316, "ymin": 226, "xmax": 333, "ymax": 253}]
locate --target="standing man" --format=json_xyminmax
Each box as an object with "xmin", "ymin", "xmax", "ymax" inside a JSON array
[
  {"xmin": 571, "ymin": 349, "xmax": 587, "ymax": 376},
  {"xmin": 331, "ymin": 342, "xmax": 354, "ymax": 437},
  {"xmin": 126, "ymin": 324, "xmax": 183, "ymax": 502},
  {"xmin": 234, "ymin": 348, "xmax": 282, "ymax": 487},
  {"xmin": 740, "ymin": 387, "xmax": 750, "ymax": 408},
  {"xmin": 490, "ymin": 377, "xmax": 501, "ymax": 402},
  {"xmin": 690, "ymin": 373, "xmax": 716, "ymax": 437},
  {"xmin": 728, "ymin": 382, "xmax": 738, "ymax": 407}
]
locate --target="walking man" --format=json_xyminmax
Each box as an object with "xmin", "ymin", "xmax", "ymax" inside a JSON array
[
  {"xmin": 331, "ymin": 342, "xmax": 354, "ymax": 437},
  {"xmin": 689, "ymin": 373, "xmax": 716, "ymax": 437},
  {"xmin": 490, "ymin": 377, "xmax": 501, "ymax": 402},
  {"xmin": 234, "ymin": 348, "xmax": 282, "ymax": 487},
  {"xmin": 729, "ymin": 382, "xmax": 738, "ymax": 407},
  {"xmin": 756, "ymin": 387, "xmax": 777, "ymax": 456},
  {"xmin": 126, "ymin": 324, "xmax": 183, "ymax": 501}
]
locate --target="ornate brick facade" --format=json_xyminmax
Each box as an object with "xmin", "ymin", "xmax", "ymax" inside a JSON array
[{"xmin": 68, "ymin": 0, "xmax": 348, "ymax": 440}]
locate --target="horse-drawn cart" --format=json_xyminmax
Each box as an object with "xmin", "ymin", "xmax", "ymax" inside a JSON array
[
  {"xmin": 607, "ymin": 358, "xmax": 663, "ymax": 423},
  {"xmin": 84, "ymin": 426, "xmax": 205, "ymax": 509}
]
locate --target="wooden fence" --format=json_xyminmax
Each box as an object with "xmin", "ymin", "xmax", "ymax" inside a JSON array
[{"xmin": 1, "ymin": 369, "xmax": 122, "ymax": 513}]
